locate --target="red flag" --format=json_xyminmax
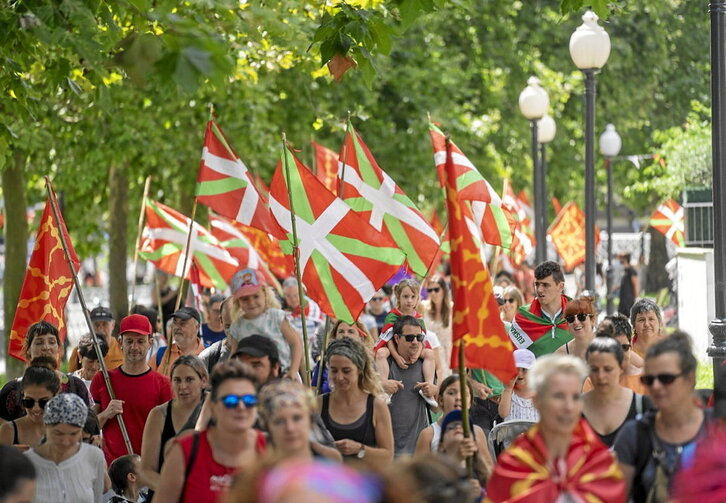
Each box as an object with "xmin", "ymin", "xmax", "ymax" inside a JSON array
[
  {"xmin": 503, "ymin": 180, "xmax": 535, "ymax": 266},
  {"xmin": 311, "ymin": 141, "xmax": 339, "ymax": 194},
  {"xmin": 444, "ymin": 140, "xmax": 516, "ymax": 382},
  {"xmin": 195, "ymin": 120, "xmax": 283, "ymax": 236},
  {"xmin": 551, "ymin": 196, "xmax": 563, "ymax": 215},
  {"xmin": 649, "ymin": 199, "xmax": 685, "ymax": 247},
  {"xmin": 548, "ymin": 201, "xmax": 600, "ymax": 271},
  {"xmin": 8, "ymin": 192, "xmax": 80, "ymax": 362}
]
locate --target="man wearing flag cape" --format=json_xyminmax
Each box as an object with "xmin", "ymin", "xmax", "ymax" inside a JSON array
[{"xmin": 509, "ymin": 261, "xmax": 572, "ymax": 357}]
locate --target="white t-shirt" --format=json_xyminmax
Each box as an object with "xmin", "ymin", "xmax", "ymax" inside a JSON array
[{"xmin": 26, "ymin": 442, "xmax": 105, "ymax": 503}]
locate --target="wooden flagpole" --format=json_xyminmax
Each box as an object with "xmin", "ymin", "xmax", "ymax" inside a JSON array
[
  {"xmin": 129, "ymin": 176, "xmax": 152, "ymax": 314},
  {"xmin": 281, "ymin": 134, "xmax": 311, "ymax": 386},
  {"xmin": 174, "ymin": 200, "xmax": 198, "ymax": 312},
  {"xmin": 44, "ymin": 177, "xmax": 133, "ymax": 454}
]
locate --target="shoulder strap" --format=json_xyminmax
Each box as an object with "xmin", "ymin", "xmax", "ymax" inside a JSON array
[
  {"xmin": 636, "ymin": 393, "xmax": 644, "ymax": 417},
  {"xmin": 179, "ymin": 431, "xmax": 201, "ymax": 503},
  {"xmin": 156, "ymin": 346, "xmax": 167, "ymax": 366}
]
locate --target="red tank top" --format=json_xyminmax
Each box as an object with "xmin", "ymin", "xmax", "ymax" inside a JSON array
[{"xmin": 177, "ymin": 429, "xmax": 266, "ymax": 503}]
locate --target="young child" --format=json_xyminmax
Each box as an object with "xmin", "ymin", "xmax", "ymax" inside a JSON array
[
  {"xmin": 109, "ymin": 454, "xmax": 143, "ymax": 503},
  {"xmin": 498, "ymin": 348, "xmax": 539, "ymax": 423},
  {"xmin": 374, "ymin": 279, "xmax": 438, "ymax": 406}
]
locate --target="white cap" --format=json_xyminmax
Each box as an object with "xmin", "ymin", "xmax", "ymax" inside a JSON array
[{"xmin": 513, "ymin": 348, "xmax": 536, "ymax": 369}]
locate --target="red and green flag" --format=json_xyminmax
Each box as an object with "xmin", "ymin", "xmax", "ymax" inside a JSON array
[
  {"xmin": 139, "ymin": 199, "xmax": 239, "ymax": 290},
  {"xmin": 339, "ymin": 122, "xmax": 440, "ymax": 276},
  {"xmin": 510, "ymin": 295, "xmax": 571, "ymax": 357},
  {"xmin": 195, "ymin": 120, "xmax": 282, "ymax": 236},
  {"xmin": 650, "ymin": 199, "xmax": 685, "ymax": 247},
  {"xmin": 430, "ymin": 122, "xmax": 516, "ymax": 249},
  {"xmin": 502, "ymin": 179, "xmax": 535, "ymax": 265},
  {"xmin": 269, "ymin": 145, "xmax": 405, "ymax": 324},
  {"xmin": 444, "ymin": 138, "xmax": 516, "ymax": 382}
]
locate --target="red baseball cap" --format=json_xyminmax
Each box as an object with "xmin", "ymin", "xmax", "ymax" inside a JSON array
[{"xmin": 119, "ymin": 314, "xmax": 152, "ymax": 336}]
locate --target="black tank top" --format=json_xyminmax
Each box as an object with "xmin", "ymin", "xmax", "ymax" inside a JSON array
[
  {"xmin": 159, "ymin": 401, "xmax": 177, "ymax": 468},
  {"xmin": 321, "ymin": 393, "xmax": 377, "ymax": 454}
]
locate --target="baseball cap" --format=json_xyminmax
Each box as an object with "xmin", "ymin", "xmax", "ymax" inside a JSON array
[
  {"xmin": 119, "ymin": 314, "xmax": 152, "ymax": 336},
  {"xmin": 232, "ymin": 268, "xmax": 266, "ymax": 298},
  {"xmin": 440, "ymin": 409, "xmax": 465, "ymax": 434},
  {"xmin": 90, "ymin": 306, "xmax": 113, "ymax": 322},
  {"xmin": 171, "ymin": 306, "xmax": 201, "ymax": 324},
  {"xmin": 232, "ymin": 334, "xmax": 280, "ymax": 363},
  {"xmin": 513, "ymin": 348, "xmax": 536, "ymax": 369}
]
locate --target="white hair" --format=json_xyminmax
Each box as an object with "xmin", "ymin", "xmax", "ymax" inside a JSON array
[{"xmin": 528, "ymin": 354, "xmax": 588, "ymax": 398}]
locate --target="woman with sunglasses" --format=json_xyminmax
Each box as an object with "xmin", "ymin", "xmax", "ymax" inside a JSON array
[
  {"xmin": 556, "ymin": 298, "xmax": 597, "ymax": 360},
  {"xmin": 155, "ymin": 360, "xmax": 265, "ymax": 503},
  {"xmin": 0, "ymin": 366, "xmax": 59, "ymax": 449},
  {"xmin": 613, "ymin": 331, "xmax": 708, "ymax": 502},
  {"xmin": 499, "ymin": 286, "xmax": 524, "ymax": 324},
  {"xmin": 140, "ymin": 355, "xmax": 208, "ymax": 494},
  {"xmin": 582, "ymin": 337, "xmax": 653, "ymax": 448},
  {"xmin": 422, "ymin": 276, "xmax": 452, "ymax": 377},
  {"xmin": 320, "ymin": 337, "xmax": 394, "ymax": 463}
]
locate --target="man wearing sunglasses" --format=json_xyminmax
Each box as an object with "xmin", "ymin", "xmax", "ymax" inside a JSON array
[{"xmin": 383, "ymin": 315, "xmax": 434, "ymax": 456}]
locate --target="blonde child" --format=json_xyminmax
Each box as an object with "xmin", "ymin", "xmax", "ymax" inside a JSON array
[{"xmin": 374, "ymin": 279, "xmax": 438, "ymax": 406}]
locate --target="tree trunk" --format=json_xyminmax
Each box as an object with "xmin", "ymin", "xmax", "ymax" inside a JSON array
[
  {"xmin": 3, "ymin": 150, "xmax": 29, "ymax": 378},
  {"xmin": 108, "ymin": 164, "xmax": 128, "ymax": 324},
  {"xmin": 645, "ymin": 226, "xmax": 670, "ymax": 293}
]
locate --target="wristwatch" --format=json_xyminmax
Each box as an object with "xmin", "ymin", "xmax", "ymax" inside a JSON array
[{"xmin": 356, "ymin": 444, "xmax": 366, "ymax": 459}]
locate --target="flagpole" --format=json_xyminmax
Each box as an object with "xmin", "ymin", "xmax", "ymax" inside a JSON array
[
  {"xmin": 44, "ymin": 177, "xmax": 133, "ymax": 455},
  {"xmin": 282, "ymin": 134, "xmax": 312, "ymax": 386},
  {"xmin": 129, "ymin": 176, "xmax": 152, "ymax": 314},
  {"xmin": 338, "ymin": 111, "xmax": 351, "ymax": 200},
  {"xmin": 175, "ymin": 200, "xmax": 198, "ymax": 311},
  {"xmin": 316, "ymin": 317, "xmax": 332, "ymax": 392}
]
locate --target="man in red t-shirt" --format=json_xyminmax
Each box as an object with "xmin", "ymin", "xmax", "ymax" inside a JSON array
[{"xmin": 91, "ymin": 314, "xmax": 173, "ymax": 465}]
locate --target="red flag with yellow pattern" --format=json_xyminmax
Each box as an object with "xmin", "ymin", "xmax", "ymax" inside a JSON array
[
  {"xmin": 8, "ymin": 194, "xmax": 80, "ymax": 362},
  {"xmin": 548, "ymin": 201, "xmax": 600, "ymax": 271},
  {"xmin": 312, "ymin": 141, "xmax": 339, "ymax": 194},
  {"xmin": 444, "ymin": 139, "xmax": 516, "ymax": 382}
]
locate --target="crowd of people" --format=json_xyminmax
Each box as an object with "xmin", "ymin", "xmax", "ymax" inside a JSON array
[{"xmin": 1, "ymin": 261, "xmax": 724, "ymax": 503}]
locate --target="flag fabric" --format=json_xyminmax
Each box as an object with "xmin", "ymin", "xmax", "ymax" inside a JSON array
[
  {"xmin": 269, "ymin": 145, "xmax": 406, "ymax": 324},
  {"xmin": 443, "ymin": 138, "xmax": 516, "ymax": 382},
  {"xmin": 509, "ymin": 295, "xmax": 571, "ymax": 357},
  {"xmin": 502, "ymin": 180, "xmax": 535, "ymax": 265},
  {"xmin": 209, "ymin": 213, "xmax": 282, "ymax": 286},
  {"xmin": 547, "ymin": 201, "xmax": 600, "ymax": 271},
  {"xmin": 312, "ymin": 141, "xmax": 339, "ymax": 194},
  {"xmin": 139, "ymin": 199, "xmax": 239, "ymax": 290},
  {"xmin": 8, "ymin": 192, "xmax": 80, "ymax": 362},
  {"xmin": 195, "ymin": 120, "xmax": 282, "ymax": 236},
  {"xmin": 338, "ymin": 122, "xmax": 440, "ymax": 276},
  {"xmin": 649, "ymin": 199, "xmax": 685, "ymax": 247},
  {"xmin": 188, "ymin": 262, "xmax": 205, "ymax": 334},
  {"xmin": 429, "ymin": 122, "xmax": 516, "ymax": 249}
]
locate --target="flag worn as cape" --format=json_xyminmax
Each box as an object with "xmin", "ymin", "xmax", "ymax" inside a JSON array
[
  {"xmin": 269, "ymin": 145, "xmax": 405, "ymax": 324},
  {"xmin": 195, "ymin": 120, "xmax": 283, "ymax": 236},
  {"xmin": 509, "ymin": 295, "xmax": 571, "ymax": 357},
  {"xmin": 8, "ymin": 194, "xmax": 80, "ymax": 362},
  {"xmin": 430, "ymin": 121, "xmax": 516, "ymax": 249},
  {"xmin": 139, "ymin": 199, "xmax": 239, "ymax": 290},
  {"xmin": 649, "ymin": 199, "xmax": 685, "ymax": 247},
  {"xmin": 339, "ymin": 122, "xmax": 440, "ymax": 276},
  {"xmin": 444, "ymin": 138, "xmax": 516, "ymax": 382},
  {"xmin": 485, "ymin": 419, "xmax": 625, "ymax": 503}
]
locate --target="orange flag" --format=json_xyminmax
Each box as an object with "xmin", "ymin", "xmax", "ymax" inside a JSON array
[
  {"xmin": 444, "ymin": 140, "xmax": 516, "ymax": 382},
  {"xmin": 311, "ymin": 141, "xmax": 339, "ymax": 194},
  {"xmin": 548, "ymin": 201, "xmax": 600, "ymax": 271},
  {"xmin": 8, "ymin": 192, "xmax": 80, "ymax": 362}
]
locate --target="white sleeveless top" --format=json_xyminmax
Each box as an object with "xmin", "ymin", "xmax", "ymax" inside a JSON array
[{"xmin": 503, "ymin": 393, "xmax": 540, "ymax": 422}]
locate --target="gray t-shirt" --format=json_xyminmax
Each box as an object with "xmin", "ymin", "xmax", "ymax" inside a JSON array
[
  {"xmin": 387, "ymin": 356, "xmax": 430, "ymax": 456},
  {"xmin": 198, "ymin": 339, "xmax": 230, "ymax": 376}
]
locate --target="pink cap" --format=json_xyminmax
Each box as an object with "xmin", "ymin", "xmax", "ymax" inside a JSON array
[{"xmin": 232, "ymin": 268, "xmax": 266, "ymax": 298}]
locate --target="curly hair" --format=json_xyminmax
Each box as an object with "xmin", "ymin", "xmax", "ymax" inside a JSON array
[
  {"xmin": 325, "ymin": 337, "xmax": 384, "ymax": 397},
  {"xmin": 210, "ymin": 359, "xmax": 258, "ymax": 400},
  {"xmin": 534, "ymin": 261, "xmax": 565, "ymax": 284}
]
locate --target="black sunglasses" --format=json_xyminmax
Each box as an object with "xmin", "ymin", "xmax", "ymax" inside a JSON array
[
  {"xmin": 640, "ymin": 372, "xmax": 684, "ymax": 386},
  {"xmin": 565, "ymin": 314, "xmax": 590, "ymax": 324},
  {"xmin": 426, "ymin": 287, "xmax": 442, "ymax": 294},
  {"xmin": 504, "ymin": 298, "xmax": 516, "ymax": 304},
  {"xmin": 403, "ymin": 334, "xmax": 425, "ymax": 342},
  {"xmin": 21, "ymin": 397, "xmax": 51, "ymax": 409},
  {"xmin": 621, "ymin": 343, "xmax": 632, "ymax": 352},
  {"xmin": 219, "ymin": 393, "xmax": 258, "ymax": 409}
]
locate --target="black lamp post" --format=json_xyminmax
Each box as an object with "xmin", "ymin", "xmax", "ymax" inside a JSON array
[
  {"xmin": 708, "ymin": 0, "xmax": 726, "ymax": 401},
  {"xmin": 570, "ymin": 10, "xmax": 611, "ymax": 295},
  {"xmin": 599, "ymin": 124, "xmax": 622, "ymax": 315},
  {"xmin": 519, "ymin": 77, "xmax": 550, "ymax": 264}
]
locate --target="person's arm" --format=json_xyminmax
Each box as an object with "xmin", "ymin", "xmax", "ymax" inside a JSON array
[
  {"xmin": 498, "ymin": 379, "xmax": 516, "ymax": 419},
  {"xmin": 140, "ymin": 405, "xmax": 165, "ymax": 490},
  {"xmin": 93, "ymin": 400, "xmax": 124, "ymax": 428},
  {"xmin": 153, "ymin": 442, "xmax": 186, "ymax": 503},
  {"xmin": 473, "ymin": 425, "xmax": 493, "ymax": 473},
  {"xmin": 369, "ymin": 396, "xmax": 394, "ymax": 463},
  {"xmin": 386, "ymin": 340, "xmax": 407, "ymax": 369},
  {"xmin": 194, "ymin": 398, "xmax": 213, "ymax": 431},
  {"xmin": 0, "ymin": 421, "xmax": 13, "ymax": 445},
  {"xmin": 310, "ymin": 441, "xmax": 343, "ymax": 462},
  {"xmin": 414, "ymin": 426, "xmax": 434, "ymax": 456},
  {"xmin": 280, "ymin": 318, "xmax": 302, "ymax": 379}
]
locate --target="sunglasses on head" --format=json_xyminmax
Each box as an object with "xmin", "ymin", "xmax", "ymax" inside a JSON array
[
  {"xmin": 426, "ymin": 287, "xmax": 441, "ymax": 294},
  {"xmin": 621, "ymin": 343, "xmax": 632, "ymax": 352},
  {"xmin": 403, "ymin": 334, "xmax": 425, "ymax": 342},
  {"xmin": 21, "ymin": 397, "xmax": 50, "ymax": 409},
  {"xmin": 219, "ymin": 393, "xmax": 258, "ymax": 409},
  {"xmin": 640, "ymin": 372, "xmax": 684, "ymax": 386},
  {"xmin": 565, "ymin": 313, "xmax": 590, "ymax": 324}
]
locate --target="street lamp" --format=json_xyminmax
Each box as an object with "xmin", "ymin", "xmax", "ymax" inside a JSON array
[
  {"xmin": 537, "ymin": 114, "xmax": 557, "ymax": 260},
  {"xmin": 519, "ymin": 77, "xmax": 550, "ymax": 263},
  {"xmin": 570, "ymin": 10, "xmax": 611, "ymax": 296},
  {"xmin": 599, "ymin": 123, "xmax": 622, "ymax": 315}
]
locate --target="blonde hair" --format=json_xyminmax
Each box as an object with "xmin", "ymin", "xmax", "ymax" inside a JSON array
[
  {"xmin": 393, "ymin": 279, "xmax": 420, "ymax": 310},
  {"xmin": 529, "ymin": 354, "xmax": 588, "ymax": 398},
  {"xmin": 329, "ymin": 319, "xmax": 375, "ymax": 352},
  {"xmin": 257, "ymin": 380, "xmax": 316, "ymax": 431},
  {"xmin": 232, "ymin": 286, "xmax": 281, "ymax": 319}
]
